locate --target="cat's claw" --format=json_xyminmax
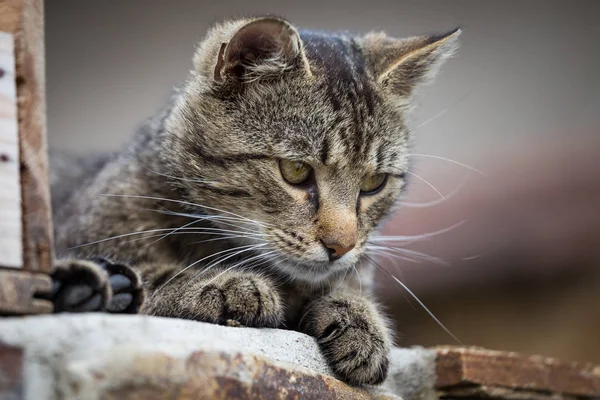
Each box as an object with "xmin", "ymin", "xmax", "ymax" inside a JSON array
[{"xmin": 303, "ymin": 295, "xmax": 391, "ymax": 386}]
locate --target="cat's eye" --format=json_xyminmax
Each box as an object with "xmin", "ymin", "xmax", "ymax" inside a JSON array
[
  {"xmin": 360, "ymin": 174, "xmax": 388, "ymax": 194},
  {"xmin": 279, "ymin": 160, "xmax": 312, "ymax": 185}
]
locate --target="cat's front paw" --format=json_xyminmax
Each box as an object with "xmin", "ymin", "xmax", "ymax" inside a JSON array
[
  {"xmin": 304, "ymin": 296, "xmax": 391, "ymax": 386},
  {"xmin": 50, "ymin": 259, "xmax": 111, "ymax": 312},
  {"xmin": 90, "ymin": 257, "xmax": 145, "ymax": 313},
  {"xmin": 50, "ymin": 258, "xmax": 144, "ymax": 313},
  {"xmin": 171, "ymin": 270, "xmax": 284, "ymax": 328}
]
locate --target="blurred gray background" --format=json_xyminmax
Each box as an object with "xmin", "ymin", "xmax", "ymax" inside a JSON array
[
  {"xmin": 46, "ymin": 0, "xmax": 600, "ymax": 155},
  {"xmin": 45, "ymin": 1, "xmax": 600, "ymax": 362}
]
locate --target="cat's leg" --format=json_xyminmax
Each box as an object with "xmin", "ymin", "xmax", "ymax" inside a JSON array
[
  {"xmin": 301, "ymin": 292, "xmax": 391, "ymax": 386},
  {"xmin": 140, "ymin": 264, "xmax": 284, "ymax": 328},
  {"xmin": 49, "ymin": 258, "xmax": 145, "ymax": 313}
]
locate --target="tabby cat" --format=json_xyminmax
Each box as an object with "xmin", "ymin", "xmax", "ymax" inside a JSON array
[{"xmin": 49, "ymin": 16, "xmax": 460, "ymax": 386}]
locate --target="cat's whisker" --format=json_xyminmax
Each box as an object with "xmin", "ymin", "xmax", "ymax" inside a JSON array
[
  {"xmin": 298, "ymin": 301, "xmax": 320, "ymax": 330},
  {"xmin": 408, "ymin": 90, "xmax": 473, "ymax": 134},
  {"xmin": 404, "ymin": 171, "xmax": 445, "ymax": 200},
  {"xmin": 367, "ymin": 244, "xmax": 449, "ymax": 266},
  {"xmin": 188, "ymin": 244, "xmax": 270, "ymax": 283},
  {"xmin": 67, "ymin": 228, "xmax": 189, "ymax": 250},
  {"xmin": 460, "ymin": 238, "xmax": 511, "ymax": 261},
  {"xmin": 247, "ymin": 254, "xmax": 288, "ymax": 286},
  {"xmin": 190, "ymin": 218, "xmax": 267, "ymax": 236},
  {"xmin": 143, "ymin": 218, "xmax": 208, "ymax": 248},
  {"xmin": 69, "ymin": 227, "xmax": 270, "ymax": 250},
  {"xmin": 362, "ymin": 255, "xmax": 417, "ymax": 310},
  {"xmin": 148, "ymin": 208, "xmax": 255, "ymax": 224},
  {"xmin": 236, "ymin": 253, "xmax": 276, "ymax": 271},
  {"xmin": 409, "ymin": 108, "xmax": 451, "ymax": 133},
  {"xmin": 159, "ymin": 243, "xmax": 268, "ymax": 292},
  {"xmin": 136, "ymin": 226, "xmax": 270, "ymax": 238},
  {"xmin": 191, "ymin": 253, "xmax": 281, "ymax": 295},
  {"xmin": 398, "ymin": 174, "xmax": 469, "ymax": 208},
  {"xmin": 167, "ymin": 212, "xmax": 264, "ymax": 236},
  {"xmin": 385, "ymin": 248, "xmax": 449, "ymax": 266},
  {"xmin": 365, "ymin": 255, "xmax": 462, "ymax": 345},
  {"xmin": 371, "ymin": 220, "xmax": 467, "ymax": 243},
  {"xmin": 220, "ymin": 254, "xmax": 267, "ymax": 273},
  {"xmin": 188, "ymin": 234, "xmax": 270, "ymax": 245},
  {"xmin": 406, "ymin": 153, "xmax": 486, "ymax": 176},
  {"xmin": 365, "ymin": 247, "xmax": 421, "ymax": 264},
  {"xmin": 337, "ymin": 265, "xmax": 352, "ymax": 291},
  {"xmin": 121, "ymin": 231, "xmax": 270, "ymax": 246},
  {"xmin": 352, "ymin": 264, "xmax": 362, "ymax": 297},
  {"xmin": 200, "ymin": 250, "xmax": 278, "ymax": 286},
  {"xmin": 148, "ymin": 208, "xmax": 264, "ymax": 233},
  {"xmin": 101, "ymin": 193, "xmax": 275, "ymax": 228},
  {"xmin": 143, "ymin": 166, "xmax": 218, "ymax": 185}
]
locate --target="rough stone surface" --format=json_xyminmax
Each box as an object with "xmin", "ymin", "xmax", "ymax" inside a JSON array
[{"xmin": 0, "ymin": 315, "xmax": 438, "ymax": 400}]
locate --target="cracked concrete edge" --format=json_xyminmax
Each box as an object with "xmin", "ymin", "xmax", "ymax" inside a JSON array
[{"xmin": 0, "ymin": 314, "xmax": 439, "ymax": 400}]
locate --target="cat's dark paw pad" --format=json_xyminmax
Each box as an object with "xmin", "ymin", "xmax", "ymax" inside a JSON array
[
  {"xmin": 91, "ymin": 257, "xmax": 145, "ymax": 313},
  {"xmin": 195, "ymin": 273, "xmax": 283, "ymax": 328},
  {"xmin": 318, "ymin": 318, "xmax": 390, "ymax": 385},
  {"xmin": 51, "ymin": 259, "xmax": 111, "ymax": 312}
]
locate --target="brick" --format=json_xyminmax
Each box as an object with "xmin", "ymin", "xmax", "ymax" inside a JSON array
[{"xmin": 435, "ymin": 347, "xmax": 600, "ymax": 397}]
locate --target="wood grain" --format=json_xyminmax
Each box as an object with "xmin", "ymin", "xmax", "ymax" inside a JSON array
[
  {"xmin": 435, "ymin": 347, "xmax": 600, "ymax": 398},
  {"xmin": 0, "ymin": 0, "xmax": 53, "ymax": 273},
  {"xmin": 0, "ymin": 32, "xmax": 22, "ymax": 269},
  {"xmin": 0, "ymin": 269, "xmax": 51, "ymax": 314}
]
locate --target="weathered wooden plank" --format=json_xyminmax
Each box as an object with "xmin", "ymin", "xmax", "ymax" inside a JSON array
[
  {"xmin": 0, "ymin": 0, "xmax": 53, "ymax": 273},
  {"xmin": 0, "ymin": 31, "xmax": 22, "ymax": 269},
  {"xmin": 435, "ymin": 347, "xmax": 600, "ymax": 398},
  {"xmin": 0, "ymin": 269, "xmax": 51, "ymax": 314},
  {"xmin": 0, "ymin": 343, "xmax": 23, "ymax": 400}
]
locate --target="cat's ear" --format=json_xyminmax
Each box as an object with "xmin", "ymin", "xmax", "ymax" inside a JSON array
[
  {"xmin": 195, "ymin": 17, "xmax": 311, "ymax": 84},
  {"xmin": 361, "ymin": 28, "xmax": 461, "ymax": 97}
]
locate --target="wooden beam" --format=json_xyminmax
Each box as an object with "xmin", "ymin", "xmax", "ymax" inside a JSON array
[
  {"xmin": 0, "ymin": 0, "xmax": 53, "ymax": 315},
  {"xmin": 0, "ymin": 0, "xmax": 53, "ymax": 273},
  {"xmin": 435, "ymin": 347, "xmax": 600, "ymax": 398},
  {"xmin": 0, "ymin": 32, "xmax": 21, "ymax": 269},
  {"xmin": 0, "ymin": 269, "xmax": 51, "ymax": 314}
]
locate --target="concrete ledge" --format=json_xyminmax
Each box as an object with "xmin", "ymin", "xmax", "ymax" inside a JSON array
[
  {"xmin": 0, "ymin": 315, "xmax": 437, "ymax": 400},
  {"xmin": 3, "ymin": 315, "xmax": 597, "ymax": 399}
]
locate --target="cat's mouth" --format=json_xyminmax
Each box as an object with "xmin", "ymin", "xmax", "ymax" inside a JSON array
[
  {"xmin": 272, "ymin": 251, "xmax": 358, "ymax": 283},
  {"xmin": 250, "ymin": 232, "xmax": 362, "ymax": 282}
]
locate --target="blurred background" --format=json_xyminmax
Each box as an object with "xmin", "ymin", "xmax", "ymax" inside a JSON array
[{"xmin": 45, "ymin": 1, "xmax": 600, "ymax": 363}]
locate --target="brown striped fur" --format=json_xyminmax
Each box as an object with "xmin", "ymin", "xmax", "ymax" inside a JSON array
[{"xmin": 50, "ymin": 16, "xmax": 460, "ymax": 385}]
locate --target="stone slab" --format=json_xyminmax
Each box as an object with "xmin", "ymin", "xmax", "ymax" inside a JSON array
[{"xmin": 0, "ymin": 315, "xmax": 438, "ymax": 400}]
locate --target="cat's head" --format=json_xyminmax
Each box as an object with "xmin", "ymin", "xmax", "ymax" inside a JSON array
[{"xmin": 163, "ymin": 17, "xmax": 460, "ymax": 283}]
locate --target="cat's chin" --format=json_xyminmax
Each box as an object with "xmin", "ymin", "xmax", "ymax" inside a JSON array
[{"xmin": 274, "ymin": 258, "xmax": 355, "ymax": 284}]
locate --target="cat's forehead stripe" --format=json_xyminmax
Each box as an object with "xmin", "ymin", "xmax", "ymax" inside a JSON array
[{"xmin": 300, "ymin": 31, "xmax": 382, "ymax": 169}]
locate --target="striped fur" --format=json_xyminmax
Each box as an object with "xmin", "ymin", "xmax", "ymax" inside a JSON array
[{"xmin": 51, "ymin": 17, "xmax": 459, "ymax": 385}]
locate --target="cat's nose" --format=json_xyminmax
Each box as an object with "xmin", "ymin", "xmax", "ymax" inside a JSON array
[
  {"xmin": 317, "ymin": 204, "xmax": 357, "ymax": 261},
  {"xmin": 322, "ymin": 241, "xmax": 356, "ymax": 261}
]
